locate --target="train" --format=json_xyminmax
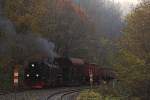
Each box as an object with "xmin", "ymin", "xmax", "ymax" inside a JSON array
[{"xmin": 24, "ymin": 57, "xmax": 116, "ymax": 88}]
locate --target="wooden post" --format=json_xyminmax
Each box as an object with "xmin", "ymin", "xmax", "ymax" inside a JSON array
[
  {"xmin": 89, "ymin": 69, "xmax": 93, "ymax": 90},
  {"xmin": 13, "ymin": 65, "xmax": 19, "ymax": 87},
  {"xmin": 13, "ymin": 64, "xmax": 19, "ymax": 100}
]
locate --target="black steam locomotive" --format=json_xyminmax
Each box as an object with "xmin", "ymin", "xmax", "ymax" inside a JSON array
[{"xmin": 24, "ymin": 60, "xmax": 62, "ymax": 88}]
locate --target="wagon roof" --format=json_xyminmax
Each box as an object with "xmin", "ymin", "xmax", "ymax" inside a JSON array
[
  {"xmin": 99, "ymin": 67, "xmax": 114, "ymax": 70},
  {"xmin": 55, "ymin": 57, "xmax": 85, "ymax": 65},
  {"xmin": 69, "ymin": 58, "xmax": 85, "ymax": 65}
]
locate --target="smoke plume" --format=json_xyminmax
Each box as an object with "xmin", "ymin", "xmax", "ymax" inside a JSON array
[{"xmin": 0, "ymin": 0, "xmax": 55, "ymax": 63}]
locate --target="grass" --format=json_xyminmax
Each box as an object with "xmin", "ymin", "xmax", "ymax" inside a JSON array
[
  {"xmin": 77, "ymin": 89, "xmax": 102, "ymax": 100},
  {"xmin": 77, "ymin": 89, "xmax": 128, "ymax": 100},
  {"xmin": 77, "ymin": 83, "xmax": 131, "ymax": 100}
]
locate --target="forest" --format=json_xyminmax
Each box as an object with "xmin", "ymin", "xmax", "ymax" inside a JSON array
[{"xmin": 0, "ymin": 0, "xmax": 149, "ymax": 99}]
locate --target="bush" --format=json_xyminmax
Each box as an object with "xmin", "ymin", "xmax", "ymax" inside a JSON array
[
  {"xmin": 0, "ymin": 63, "xmax": 13, "ymax": 90},
  {"xmin": 77, "ymin": 89, "xmax": 102, "ymax": 100}
]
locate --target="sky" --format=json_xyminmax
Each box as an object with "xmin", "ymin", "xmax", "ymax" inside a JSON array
[
  {"xmin": 109, "ymin": 0, "xmax": 140, "ymax": 4},
  {"xmin": 109, "ymin": 0, "xmax": 141, "ymax": 15}
]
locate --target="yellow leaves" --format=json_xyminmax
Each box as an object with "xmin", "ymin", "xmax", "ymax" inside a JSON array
[
  {"xmin": 122, "ymin": 1, "xmax": 150, "ymax": 60},
  {"xmin": 31, "ymin": 0, "xmax": 49, "ymax": 17},
  {"xmin": 100, "ymin": 37, "xmax": 109, "ymax": 46},
  {"xmin": 4, "ymin": 0, "xmax": 50, "ymax": 34},
  {"xmin": 113, "ymin": 49, "xmax": 149, "ymax": 96},
  {"xmin": 117, "ymin": 50, "xmax": 145, "ymax": 68},
  {"xmin": 77, "ymin": 89, "xmax": 102, "ymax": 100},
  {"xmin": 78, "ymin": 87, "xmax": 128, "ymax": 100},
  {"xmin": 16, "ymin": 14, "xmax": 32, "ymax": 25}
]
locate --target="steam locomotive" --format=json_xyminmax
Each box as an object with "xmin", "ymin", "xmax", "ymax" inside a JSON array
[{"xmin": 24, "ymin": 57, "xmax": 116, "ymax": 88}]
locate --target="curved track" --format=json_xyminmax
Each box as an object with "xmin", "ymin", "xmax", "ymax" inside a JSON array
[
  {"xmin": 0, "ymin": 87, "xmax": 84, "ymax": 100},
  {"xmin": 47, "ymin": 88, "xmax": 82, "ymax": 100},
  {"xmin": 60, "ymin": 90, "xmax": 80, "ymax": 100}
]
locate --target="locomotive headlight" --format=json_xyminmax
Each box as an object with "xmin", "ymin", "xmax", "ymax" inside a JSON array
[
  {"xmin": 31, "ymin": 64, "xmax": 35, "ymax": 67},
  {"xmin": 36, "ymin": 74, "xmax": 39, "ymax": 77},
  {"xmin": 26, "ymin": 74, "xmax": 30, "ymax": 77}
]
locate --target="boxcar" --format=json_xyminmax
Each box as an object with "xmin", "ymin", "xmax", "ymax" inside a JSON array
[{"xmin": 55, "ymin": 57, "xmax": 85, "ymax": 86}]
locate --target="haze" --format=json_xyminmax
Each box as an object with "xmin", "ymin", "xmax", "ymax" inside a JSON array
[
  {"xmin": 110, "ymin": 0, "xmax": 139, "ymax": 4},
  {"xmin": 109, "ymin": 0, "xmax": 141, "ymax": 15}
]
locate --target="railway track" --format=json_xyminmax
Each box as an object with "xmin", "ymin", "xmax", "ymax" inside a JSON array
[
  {"xmin": 61, "ymin": 89, "xmax": 80, "ymax": 100},
  {"xmin": 0, "ymin": 89, "xmax": 55, "ymax": 100},
  {"xmin": 47, "ymin": 87, "xmax": 82, "ymax": 100},
  {"xmin": 0, "ymin": 90, "xmax": 10, "ymax": 95},
  {"xmin": 0, "ymin": 87, "xmax": 84, "ymax": 100}
]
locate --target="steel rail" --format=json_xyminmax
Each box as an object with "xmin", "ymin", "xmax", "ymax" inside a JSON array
[
  {"xmin": 46, "ymin": 87, "xmax": 82, "ymax": 100},
  {"xmin": 60, "ymin": 89, "xmax": 80, "ymax": 100}
]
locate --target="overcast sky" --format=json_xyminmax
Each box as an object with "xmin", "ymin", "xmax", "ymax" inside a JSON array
[
  {"xmin": 109, "ymin": 0, "xmax": 141, "ymax": 15},
  {"xmin": 109, "ymin": 0, "xmax": 140, "ymax": 4}
]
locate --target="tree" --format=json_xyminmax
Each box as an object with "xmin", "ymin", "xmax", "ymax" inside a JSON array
[
  {"xmin": 3, "ymin": 0, "xmax": 99, "ymax": 63},
  {"xmin": 73, "ymin": 0, "xmax": 123, "ymax": 38},
  {"xmin": 116, "ymin": 1, "xmax": 150, "ymax": 99},
  {"xmin": 4, "ymin": 0, "xmax": 53, "ymax": 34},
  {"xmin": 121, "ymin": 0, "xmax": 150, "ymax": 64}
]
